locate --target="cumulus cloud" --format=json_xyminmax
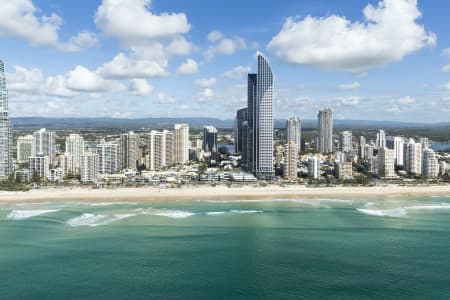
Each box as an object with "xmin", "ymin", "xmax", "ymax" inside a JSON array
[
  {"xmin": 442, "ymin": 65, "xmax": 450, "ymax": 73},
  {"xmin": 45, "ymin": 75, "xmax": 78, "ymax": 97},
  {"xmin": 223, "ymin": 65, "xmax": 251, "ymax": 79},
  {"xmin": 6, "ymin": 66, "xmax": 44, "ymax": 92},
  {"xmin": 207, "ymin": 30, "xmax": 224, "ymax": 42},
  {"xmin": 0, "ymin": 0, "xmax": 96, "ymax": 51},
  {"xmin": 205, "ymin": 35, "xmax": 249, "ymax": 60},
  {"xmin": 268, "ymin": 0, "xmax": 436, "ymax": 72},
  {"xmin": 66, "ymin": 65, "xmax": 124, "ymax": 92},
  {"xmin": 176, "ymin": 58, "xmax": 199, "ymax": 75},
  {"xmin": 97, "ymin": 53, "xmax": 168, "ymax": 79},
  {"xmin": 130, "ymin": 79, "xmax": 154, "ymax": 96},
  {"xmin": 445, "ymin": 82, "xmax": 450, "ymax": 90},
  {"xmin": 397, "ymin": 96, "xmax": 415, "ymax": 104},
  {"xmin": 339, "ymin": 96, "xmax": 360, "ymax": 105},
  {"xmin": 195, "ymin": 77, "xmax": 217, "ymax": 88},
  {"xmin": 157, "ymin": 92, "xmax": 177, "ymax": 104},
  {"xmin": 339, "ymin": 81, "xmax": 360, "ymax": 90},
  {"xmin": 198, "ymin": 88, "xmax": 214, "ymax": 102}
]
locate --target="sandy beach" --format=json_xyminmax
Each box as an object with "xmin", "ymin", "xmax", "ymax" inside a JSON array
[{"xmin": 0, "ymin": 184, "xmax": 449, "ymax": 203}]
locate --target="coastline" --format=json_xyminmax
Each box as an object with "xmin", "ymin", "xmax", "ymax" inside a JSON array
[{"xmin": 0, "ymin": 184, "xmax": 449, "ymax": 203}]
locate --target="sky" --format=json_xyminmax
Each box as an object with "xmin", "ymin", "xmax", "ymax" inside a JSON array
[{"xmin": 1, "ymin": 0, "xmax": 449, "ymax": 122}]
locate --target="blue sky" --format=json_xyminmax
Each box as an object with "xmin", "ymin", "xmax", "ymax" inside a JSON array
[{"xmin": 1, "ymin": 0, "xmax": 449, "ymax": 122}]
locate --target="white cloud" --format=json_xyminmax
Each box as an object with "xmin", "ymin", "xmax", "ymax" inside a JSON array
[
  {"xmin": 95, "ymin": 0, "xmax": 190, "ymax": 44},
  {"xmin": 195, "ymin": 77, "xmax": 217, "ymax": 88},
  {"xmin": 443, "ymin": 48, "xmax": 450, "ymax": 58},
  {"xmin": 6, "ymin": 66, "xmax": 43, "ymax": 92},
  {"xmin": 207, "ymin": 30, "xmax": 224, "ymax": 42},
  {"xmin": 442, "ymin": 65, "xmax": 450, "ymax": 73},
  {"xmin": 0, "ymin": 0, "xmax": 96, "ymax": 51},
  {"xmin": 223, "ymin": 65, "xmax": 251, "ymax": 79},
  {"xmin": 176, "ymin": 58, "xmax": 199, "ymax": 75},
  {"xmin": 179, "ymin": 104, "xmax": 189, "ymax": 111},
  {"xmin": 98, "ymin": 53, "xmax": 168, "ymax": 79},
  {"xmin": 268, "ymin": 0, "xmax": 436, "ymax": 72},
  {"xmin": 45, "ymin": 75, "xmax": 78, "ymax": 97},
  {"xmin": 157, "ymin": 92, "xmax": 177, "ymax": 104},
  {"xmin": 397, "ymin": 96, "xmax": 415, "ymax": 104},
  {"xmin": 166, "ymin": 36, "xmax": 195, "ymax": 56},
  {"xmin": 339, "ymin": 96, "xmax": 360, "ymax": 105},
  {"xmin": 66, "ymin": 65, "xmax": 124, "ymax": 92},
  {"xmin": 198, "ymin": 88, "xmax": 214, "ymax": 101},
  {"xmin": 445, "ymin": 82, "xmax": 450, "ymax": 90},
  {"xmin": 130, "ymin": 79, "xmax": 154, "ymax": 96},
  {"xmin": 339, "ymin": 81, "xmax": 360, "ymax": 90},
  {"xmin": 385, "ymin": 105, "xmax": 401, "ymax": 113},
  {"xmin": 205, "ymin": 37, "xmax": 248, "ymax": 60}
]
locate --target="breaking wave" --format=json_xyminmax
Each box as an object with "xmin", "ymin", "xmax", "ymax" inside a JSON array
[{"xmin": 7, "ymin": 209, "xmax": 61, "ymax": 220}]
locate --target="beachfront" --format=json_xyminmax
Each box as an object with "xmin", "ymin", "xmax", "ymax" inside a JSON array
[{"xmin": 1, "ymin": 184, "xmax": 450, "ymax": 203}]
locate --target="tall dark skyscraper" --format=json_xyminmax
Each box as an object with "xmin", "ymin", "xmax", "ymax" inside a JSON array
[
  {"xmin": 0, "ymin": 60, "xmax": 12, "ymax": 178},
  {"xmin": 203, "ymin": 125, "xmax": 218, "ymax": 153},
  {"xmin": 234, "ymin": 107, "xmax": 247, "ymax": 154},
  {"xmin": 317, "ymin": 108, "xmax": 333, "ymax": 153},
  {"xmin": 246, "ymin": 73, "xmax": 257, "ymax": 173}
]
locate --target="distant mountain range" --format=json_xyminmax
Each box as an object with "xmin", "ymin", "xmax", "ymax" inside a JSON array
[{"xmin": 9, "ymin": 117, "xmax": 450, "ymax": 130}]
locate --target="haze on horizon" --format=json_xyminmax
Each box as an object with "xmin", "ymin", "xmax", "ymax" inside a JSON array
[{"xmin": 1, "ymin": 0, "xmax": 449, "ymax": 122}]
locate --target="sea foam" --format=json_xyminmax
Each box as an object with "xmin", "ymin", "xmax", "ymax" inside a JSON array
[
  {"xmin": 356, "ymin": 208, "xmax": 407, "ymax": 218},
  {"xmin": 7, "ymin": 209, "xmax": 60, "ymax": 220},
  {"xmin": 66, "ymin": 213, "xmax": 138, "ymax": 227}
]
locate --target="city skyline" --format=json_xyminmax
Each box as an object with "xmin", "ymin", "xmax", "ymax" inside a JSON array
[{"xmin": 0, "ymin": 0, "xmax": 449, "ymax": 122}]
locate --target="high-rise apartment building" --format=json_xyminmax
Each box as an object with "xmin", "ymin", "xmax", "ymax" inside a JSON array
[
  {"xmin": 308, "ymin": 156, "xmax": 320, "ymax": 179},
  {"xmin": 96, "ymin": 140, "xmax": 120, "ymax": 174},
  {"xmin": 246, "ymin": 73, "xmax": 257, "ymax": 173},
  {"xmin": 339, "ymin": 131, "xmax": 353, "ymax": 152},
  {"xmin": 317, "ymin": 108, "xmax": 333, "ymax": 153},
  {"xmin": 405, "ymin": 140, "xmax": 422, "ymax": 175},
  {"xmin": 174, "ymin": 124, "xmax": 189, "ymax": 164},
  {"xmin": 29, "ymin": 155, "xmax": 49, "ymax": 179},
  {"xmin": 376, "ymin": 129, "xmax": 386, "ymax": 149},
  {"xmin": 65, "ymin": 134, "xmax": 85, "ymax": 174},
  {"xmin": 149, "ymin": 130, "xmax": 174, "ymax": 171},
  {"xmin": 286, "ymin": 116, "xmax": 301, "ymax": 154},
  {"xmin": 17, "ymin": 135, "xmax": 34, "ymax": 164},
  {"xmin": 119, "ymin": 131, "xmax": 139, "ymax": 170},
  {"xmin": 283, "ymin": 142, "xmax": 297, "ymax": 180},
  {"xmin": 378, "ymin": 148, "xmax": 396, "ymax": 178},
  {"xmin": 386, "ymin": 136, "xmax": 404, "ymax": 168},
  {"xmin": 203, "ymin": 126, "xmax": 218, "ymax": 153},
  {"xmin": 234, "ymin": 107, "xmax": 247, "ymax": 153},
  {"xmin": 33, "ymin": 128, "xmax": 56, "ymax": 166},
  {"xmin": 0, "ymin": 60, "xmax": 12, "ymax": 178},
  {"xmin": 358, "ymin": 136, "xmax": 366, "ymax": 160},
  {"xmin": 422, "ymin": 148, "xmax": 439, "ymax": 178},
  {"xmin": 80, "ymin": 152, "xmax": 99, "ymax": 183}
]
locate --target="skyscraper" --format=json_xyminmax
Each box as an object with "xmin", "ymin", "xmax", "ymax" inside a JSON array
[
  {"xmin": 358, "ymin": 136, "xmax": 366, "ymax": 160},
  {"xmin": 283, "ymin": 142, "xmax": 298, "ymax": 180},
  {"xmin": 149, "ymin": 130, "xmax": 174, "ymax": 171},
  {"xmin": 406, "ymin": 140, "xmax": 422, "ymax": 175},
  {"xmin": 308, "ymin": 156, "xmax": 320, "ymax": 179},
  {"xmin": 317, "ymin": 108, "xmax": 333, "ymax": 153},
  {"xmin": 33, "ymin": 128, "xmax": 56, "ymax": 166},
  {"xmin": 65, "ymin": 134, "xmax": 85, "ymax": 174},
  {"xmin": 17, "ymin": 135, "xmax": 34, "ymax": 164},
  {"xmin": 0, "ymin": 60, "xmax": 12, "ymax": 178},
  {"xmin": 174, "ymin": 123, "xmax": 189, "ymax": 164},
  {"xmin": 376, "ymin": 129, "xmax": 386, "ymax": 149},
  {"xmin": 234, "ymin": 107, "xmax": 247, "ymax": 153},
  {"xmin": 203, "ymin": 126, "xmax": 218, "ymax": 153},
  {"xmin": 422, "ymin": 148, "xmax": 439, "ymax": 178},
  {"xmin": 80, "ymin": 152, "xmax": 99, "ymax": 183},
  {"xmin": 246, "ymin": 73, "xmax": 257, "ymax": 173},
  {"xmin": 386, "ymin": 136, "xmax": 404, "ymax": 168},
  {"xmin": 339, "ymin": 131, "xmax": 353, "ymax": 152},
  {"xmin": 119, "ymin": 131, "xmax": 139, "ymax": 170},
  {"xmin": 286, "ymin": 116, "xmax": 301, "ymax": 153},
  {"xmin": 254, "ymin": 51, "xmax": 274, "ymax": 179},
  {"xmin": 96, "ymin": 139, "xmax": 120, "ymax": 174},
  {"xmin": 378, "ymin": 148, "xmax": 396, "ymax": 178}
]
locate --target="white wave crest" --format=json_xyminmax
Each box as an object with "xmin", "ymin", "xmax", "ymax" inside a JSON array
[
  {"xmin": 405, "ymin": 204, "xmax": 450, "ymax": 211},
  {"xmin": 153, "ymin": 210, "xmax": 195, "ymax": 219},
  {"xmin": 230, "ymin": 210, "xmax": 263, "ymax": 214},
  {"xmin": 356, "ymin": 208, "xmax": 407, "ymax": 218},
  {"xmin": 206, "ymin": 211, "xmax": 227, "ymax": 215},
  {"xmin": 89, "ymin": 202, "xmax": 138, "ymax": 206},
  {"xmin": 66, "ymin": 213, "xmax": 138, "ymax": 227},
  {"xmin": 7, "ymin": 209, "xmax": 60, "ymax": 220}
]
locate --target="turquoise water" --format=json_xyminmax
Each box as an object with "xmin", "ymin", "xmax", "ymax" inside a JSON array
[{"xmin": 1, "ymin": 196, "xmax": 450, "ymax": 299}]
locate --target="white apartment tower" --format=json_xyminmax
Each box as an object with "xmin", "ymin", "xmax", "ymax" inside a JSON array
[
  {"xmin": 422, "ymin": 148, "xmax": 439, "ymax": 178},
  {"xmin": 150, "ymin": 130, "xmax": 174, "ymax": 171},
  {"xmin": 80, "ymin": 152, "xmax": 99, "ymax": 183},
  {"xmin": 120, "ymin": 131, "xmax": 139, "ymax": 170},
  {"xmin": 318, "ymin": 108, "xmax": 333, "ymax": 153},
  {"xmin": 386, "ymin": 136, "xmax": 404, "ymax": 168},
  {"xmin": 339, "ymin": 131, "xmax": 353, "ymax": 152},
  {"xmin": 96, "ymin": 140, "xmax": 119, "ymax": 174},
  {"xmin": 33, "ymin": 128, "xmax": 56, "ymax": 166},
  {"xmin": 405, "ymin": 140, "xmax": 422, "ymax": 175},
  {"xmin": 286, "ymin": 116, "xmax": 301, "ymax": 153},
  {"xmin": 0, "ymin": 60, "xmax": 12, "ymax": 178},
  {"xmin": 65, "ymin": 134, "xmax": 85, "ymax": 174},
  {"xmin": 283, "ymin": 142, "xmax": 298, "ymax": 180},
  {"xmin": 308, "ymin": 156, "xmax": 320, "ymax": 179},
  {"xmin": 376, "ymin": 129, "xmax": 386, "ymax": 149},
  {"xmin": 378, "ymin": 148, "xmax": 396, "ymax": 178},
  {"xmin": 174, "ymin": 124, "xmax": 189, "ymax": 164},
  {"xmin": 17, "ymin": 135, "xmax": 34, "ymax": 164},
  {"xmin": 29, "ymin": 155, "xmax": 49, "ymax": 179}
]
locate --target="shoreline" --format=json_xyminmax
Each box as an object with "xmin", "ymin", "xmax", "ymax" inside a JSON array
[{"xmin": 0, "ymin": 184, "xmax": 449, "ymax": 203}]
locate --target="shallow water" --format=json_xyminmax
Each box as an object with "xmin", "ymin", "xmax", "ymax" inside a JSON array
[{"xmin": 1, "ymin": 196, "xmax": 450, "ymax": 299}]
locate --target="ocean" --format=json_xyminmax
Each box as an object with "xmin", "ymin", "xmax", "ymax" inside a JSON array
[{"xmin": 1, "ymin": 196, "xmax": 450, "ymax": 299}]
